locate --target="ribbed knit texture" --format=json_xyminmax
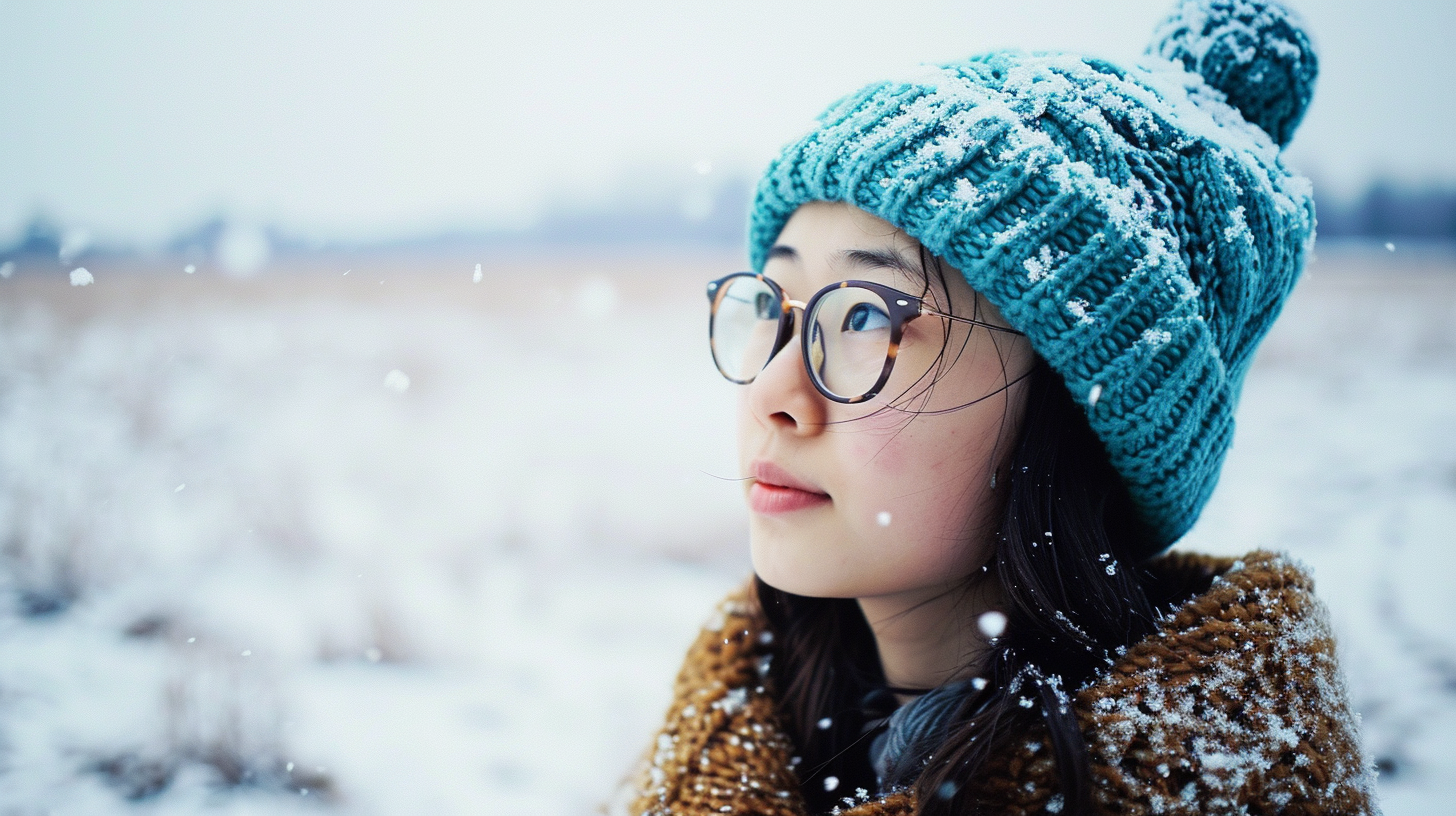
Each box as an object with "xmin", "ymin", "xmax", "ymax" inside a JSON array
[
  {"xmin": 745, "ymin": 0, "xmax": 1319, "ymax": 552},
  {"xmin": 617, "ymin": 551, "xmax": 1379, "ymax": 816}
]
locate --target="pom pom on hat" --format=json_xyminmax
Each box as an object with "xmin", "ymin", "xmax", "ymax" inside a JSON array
[{"xmin": 1149, "ymin": 0, "xmax": 1318, "ymax": 147}]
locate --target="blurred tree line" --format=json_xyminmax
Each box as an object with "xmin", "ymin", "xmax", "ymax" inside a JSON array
[
  {"xmin": 3, "ymin": 178, "xmax": 1454, "ymax": 262},
  {"xmin": 1314, "ymin": 181, "xmax": 1456, "ymax": 240}
]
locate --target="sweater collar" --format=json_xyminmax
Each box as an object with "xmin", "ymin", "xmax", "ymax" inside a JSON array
[{"xmin": 622, "ymin": 550, "xmax": 1377, "ymax": 816}]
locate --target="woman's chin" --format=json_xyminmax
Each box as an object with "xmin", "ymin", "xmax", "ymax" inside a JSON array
[
  {"xmin": 754, "ymin": 569, "xmax": 852, "ymax": 599},
  {"xmin": 750, "ymin": 533, "xmax": 859, "ymax": 599}
]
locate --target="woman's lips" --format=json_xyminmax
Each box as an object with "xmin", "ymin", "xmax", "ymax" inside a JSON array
[
  {"xmin": 748, "ymin": 461, "xmax": 830, "ymax": 515},
  {"xmin": 749, "ymin": 482, "xmax": 832, "ymax": 514}
]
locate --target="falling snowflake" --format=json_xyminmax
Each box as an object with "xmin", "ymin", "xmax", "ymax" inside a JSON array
[
  {"xmin": 384, "ymin": 370, "xmax": 411, "ymax": 392},
  {"xmin": 978, "ymin": 610, "xmax": 1008, "ymax": 638}
]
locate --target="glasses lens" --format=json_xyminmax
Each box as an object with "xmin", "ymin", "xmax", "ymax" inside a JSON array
[
  {"xmin": 711, "ymin": 276, "xmax": 783, "ymax": 383},
  {"xmin": 807, "ymin": 286, "xmax": 894, "ymax": 399}
]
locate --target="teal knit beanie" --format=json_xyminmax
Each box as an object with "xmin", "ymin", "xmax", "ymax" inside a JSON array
[{"xmin": 747, "ymin": 0, "xmax": 1318, "ymax": 553}]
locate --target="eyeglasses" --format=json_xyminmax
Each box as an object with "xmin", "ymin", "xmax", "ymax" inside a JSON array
[{"xmin": 707, "ymin": 272, "xmax": 1025, "ymax": 404}]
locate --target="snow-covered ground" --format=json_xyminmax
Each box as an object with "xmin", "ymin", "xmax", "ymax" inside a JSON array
[{"xmin": 0, "ymin": 243, "xmax": 1451, "ymax": 813}]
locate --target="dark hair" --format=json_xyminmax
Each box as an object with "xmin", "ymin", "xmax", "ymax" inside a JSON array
[{"xmin": 757, "ymin": 345, "xmax": 1172, "ymax": 813}]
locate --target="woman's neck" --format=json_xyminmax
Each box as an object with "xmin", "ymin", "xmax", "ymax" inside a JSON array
[{"xmin": 857, "ymin": 575, "xmax": 1000, "ymax": 704}]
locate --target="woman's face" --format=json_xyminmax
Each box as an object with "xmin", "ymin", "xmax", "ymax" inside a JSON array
[{"xmin": 739, "ymin": 202, "xmax": 1034, "ymax": 603}]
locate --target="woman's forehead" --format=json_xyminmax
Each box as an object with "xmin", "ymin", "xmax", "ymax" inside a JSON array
[
  {"xmin": 766, "ymin": 202, "xmax": 974, "ymax": 306},
  {"xmin": 766, "ymin": 203, "xmax": 927, "ymax": 289},
  {"xmin": 774, "ymin": 202, "xmax": 911, "ymax": 253}
]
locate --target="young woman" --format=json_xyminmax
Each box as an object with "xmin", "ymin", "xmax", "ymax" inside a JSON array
[{"xmin": 623, "ymin": 1, "xmax": 1377, "ymax": 813}]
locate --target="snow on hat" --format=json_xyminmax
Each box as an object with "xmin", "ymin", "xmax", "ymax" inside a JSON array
[{"xmin": 746, "ymin": 0, "xmax": 1318, "ymax": 554}]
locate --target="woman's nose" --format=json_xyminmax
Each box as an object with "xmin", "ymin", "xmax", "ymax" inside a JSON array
[{"xmin": 745, "ymin": 317, "xmax": 827, "ymax": 436}]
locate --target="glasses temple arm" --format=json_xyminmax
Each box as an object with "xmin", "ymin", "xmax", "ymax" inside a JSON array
[{"xmin": 918, "ymin": 305, "xmax": 1025, "ymax": 336}]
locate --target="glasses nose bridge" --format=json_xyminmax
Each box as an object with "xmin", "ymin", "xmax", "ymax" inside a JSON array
[
  {"xmin": 775, "ymin": 296, "xmax": 808, "ymax": 338},
  {"xmin": 770, "ymin": 297, "xmax": 809, "ymax": 361}
]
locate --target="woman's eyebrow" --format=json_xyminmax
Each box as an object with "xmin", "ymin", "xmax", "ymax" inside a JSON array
[
  {"xmin": 841, "ymin": 248, "xmax": 922, "ymax": 277},
  {"xmin": 767, "ymin": 245, "xmax": 798, "ymax": 261}
]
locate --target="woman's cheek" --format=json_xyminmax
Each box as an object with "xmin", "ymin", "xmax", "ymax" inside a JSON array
[
  {"xmin": 841, "ymin": 422, "xmax": 957, "ymax": 501},
  {"xmin": 839, "ymin": 419, "xmax": 915, "ymax": 478},
  {"xmin": 860, "ymin": 436, "xmax": 994, "ymax": 561},
  {"xmin": 842, "ymin": 436, "xmax": 949, "ymax": 538}
]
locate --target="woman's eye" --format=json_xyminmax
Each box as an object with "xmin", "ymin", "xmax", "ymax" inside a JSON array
[
  {"xmin": 754, "ymin": 292, "xmax": 777, "ymax": 320},
  {"xmin": 843, "ymin": 302, "xmax": 891, "ymax": 332}
]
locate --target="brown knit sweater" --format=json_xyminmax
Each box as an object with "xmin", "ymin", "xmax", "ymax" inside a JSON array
[{"xmin": 618, "ymin": 551, "xmax": 1378, "ymax": 816}]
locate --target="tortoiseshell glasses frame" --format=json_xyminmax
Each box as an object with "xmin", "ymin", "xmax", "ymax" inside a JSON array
[{"xmin": 706, "ymin": 272, "xmax": 1025, "ymax": 404}]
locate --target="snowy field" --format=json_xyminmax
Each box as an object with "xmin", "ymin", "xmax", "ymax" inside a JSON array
[{"xmin": 0, "ymin": 243, "xmax": 1451, "ymax": 814}]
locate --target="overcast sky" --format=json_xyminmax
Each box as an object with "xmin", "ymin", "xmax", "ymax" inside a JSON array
[{"xmin": 1, "ymin": 0, "xmax": 1452, "ymax": 245}]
